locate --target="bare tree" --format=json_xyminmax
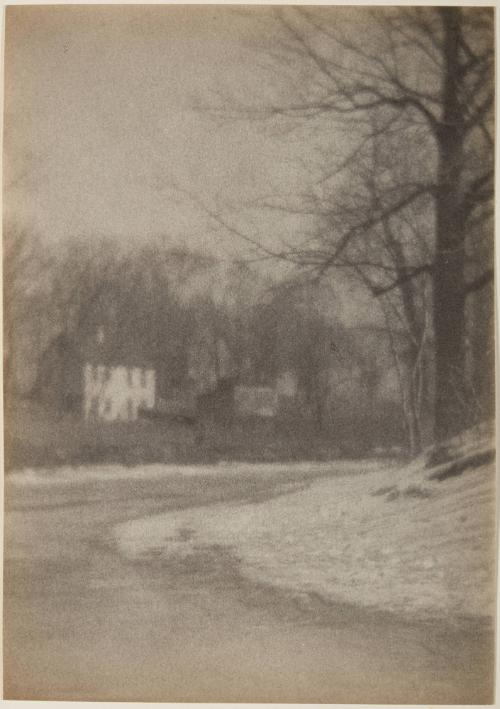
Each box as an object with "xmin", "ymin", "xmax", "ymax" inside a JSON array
[
  {"xmin": 208, "ymin": 6, "xmax": 494, "ymax": 443},
  {"xmin": 3, "ymin": 226, "xmax": 48, "ymax": 396}
]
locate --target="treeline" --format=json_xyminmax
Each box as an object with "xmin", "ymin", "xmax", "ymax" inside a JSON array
[
  {"xmin": 4, "ymin": 230, "xmax": 403, "ymax": 448},
  {"xmin": 4, "ymin": 223, "xmax": 493, "ymax": 454}
]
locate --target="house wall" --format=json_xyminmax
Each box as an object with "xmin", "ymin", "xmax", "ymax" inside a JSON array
[
  {"xmin": 276, "ymin": 370, "xmax": 298, "ymax": 399},
  {"xmin": 83, "ymin": 363, "xmax": 155, "ymax": 421},
  {"xmin": 234, "ymin": 385, "xmax": 278, "ymax": 418}
]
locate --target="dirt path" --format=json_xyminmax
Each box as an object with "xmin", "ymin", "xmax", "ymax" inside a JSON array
[{"xmin": 3, "ymin": 467, "xmax": 494, "ymax": 703}]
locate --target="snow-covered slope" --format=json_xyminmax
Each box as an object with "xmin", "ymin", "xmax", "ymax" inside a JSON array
[{"xmin": 114, "ymin": 425, "xmax": 496, "ymax": 623}]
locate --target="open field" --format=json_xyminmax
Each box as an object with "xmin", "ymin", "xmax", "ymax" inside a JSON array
[{"xmin": 5, "ymin": 397, "xmax": 382, "ymax": 470}]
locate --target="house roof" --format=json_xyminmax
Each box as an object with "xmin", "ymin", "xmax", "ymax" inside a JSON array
[{"xmin": 81, "ymin": 327, "xmax": 155, "ymax": 369}]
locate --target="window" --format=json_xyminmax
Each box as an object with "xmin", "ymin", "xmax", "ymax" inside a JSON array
[
  {"xmin": 140, "ymin": 369, "xmax": 147, "ymax": 388},
  {"xmin": 127, "ymin": 369, "xmax": 133, "ymax": 387},
  {"xmin": 127, "ymin": 398, "xmax": 134, "ymax": 420},
  {"xmin": 103, "ymin": 399, "xmax": 111, "ymax": 415}
]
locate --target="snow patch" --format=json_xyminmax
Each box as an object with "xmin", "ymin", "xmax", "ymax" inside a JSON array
[{"xmin": 113, "ymin": 429, "xmax": 495, "ymax": 622}]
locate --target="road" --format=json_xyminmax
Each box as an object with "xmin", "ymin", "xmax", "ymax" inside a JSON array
[{"xmin": 4, "ymin": 465, "xmax": 494, "ymax": 703}]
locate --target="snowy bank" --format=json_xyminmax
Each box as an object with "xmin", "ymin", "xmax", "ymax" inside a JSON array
[{"xmin": 113, "ymin": 427, "xmax": 496, "ymax": 622}]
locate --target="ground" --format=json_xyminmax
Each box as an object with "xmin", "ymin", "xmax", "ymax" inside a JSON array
[
  {"xmin": 4, "ymin": 397, "xmax": 391, "ymax": 470},
  {"xmin": 4, "ymin": 441, "xmax": 495, "ymax": 704}
]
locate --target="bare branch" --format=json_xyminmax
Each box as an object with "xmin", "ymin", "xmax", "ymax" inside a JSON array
[
  {"xmin": 464, "ymin": 268, "xmax": 494, "ymax": 295},
  {"xmin": 372, "ymin": 264, "xmax": 433, "ymax": 297}
]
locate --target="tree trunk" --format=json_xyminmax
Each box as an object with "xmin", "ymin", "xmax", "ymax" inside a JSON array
[
  {"xmin": 406, "ymin": 344, "xmax": 423, "ymax": 455},
  {"xmin": 384, "ymin": 224, "xmax": 425, "ymax": 454},
  {"xmin": 469, "ymin": 281, "xmax": 495, "ymax": 421},
  {"xmin": 433, "ymin": 8, "xmax": 467, "ymax": 442}
]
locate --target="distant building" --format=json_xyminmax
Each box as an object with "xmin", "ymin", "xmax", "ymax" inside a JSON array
[
  {"xmin": 188, "ymin": 333, "xmax": 235, "ymax": 394},
  {"xmin": 79, "ymin": 324, "xmax": 157, "ymax": 422},
  {"xmin": 234, "ymin": 385, "xmax": 278, "ymax": 418},
  {"xmin": 33, "ymin": 333, "xmax": 82, "ymax": 412},
  {"xmin": 276, "ymin": 370, "xmax": 299, "ymax": 400},
  {"xmin": 83, "ymin": 363, "xmax": 155, "ymax": 422}
]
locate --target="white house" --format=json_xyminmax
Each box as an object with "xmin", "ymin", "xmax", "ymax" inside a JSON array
[
  {"xmin": 83, "ymin": 363, "xmax": 155, "ymax": 422},
  {"xmin": 234, "ymin": 385, "xmax": 278, "ymax": 418},
  {"xmin": 276, "ymin": 370, "xmax": 299, "ymax": 400}
]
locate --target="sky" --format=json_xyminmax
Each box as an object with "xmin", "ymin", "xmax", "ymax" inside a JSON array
[
  {"xmin": 5, "ymin": 6, "xmax": 309, "ymax": 253},
  {"xmin": 4, "ymin": 4, "xmax": 380, "ymax": 325}
]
